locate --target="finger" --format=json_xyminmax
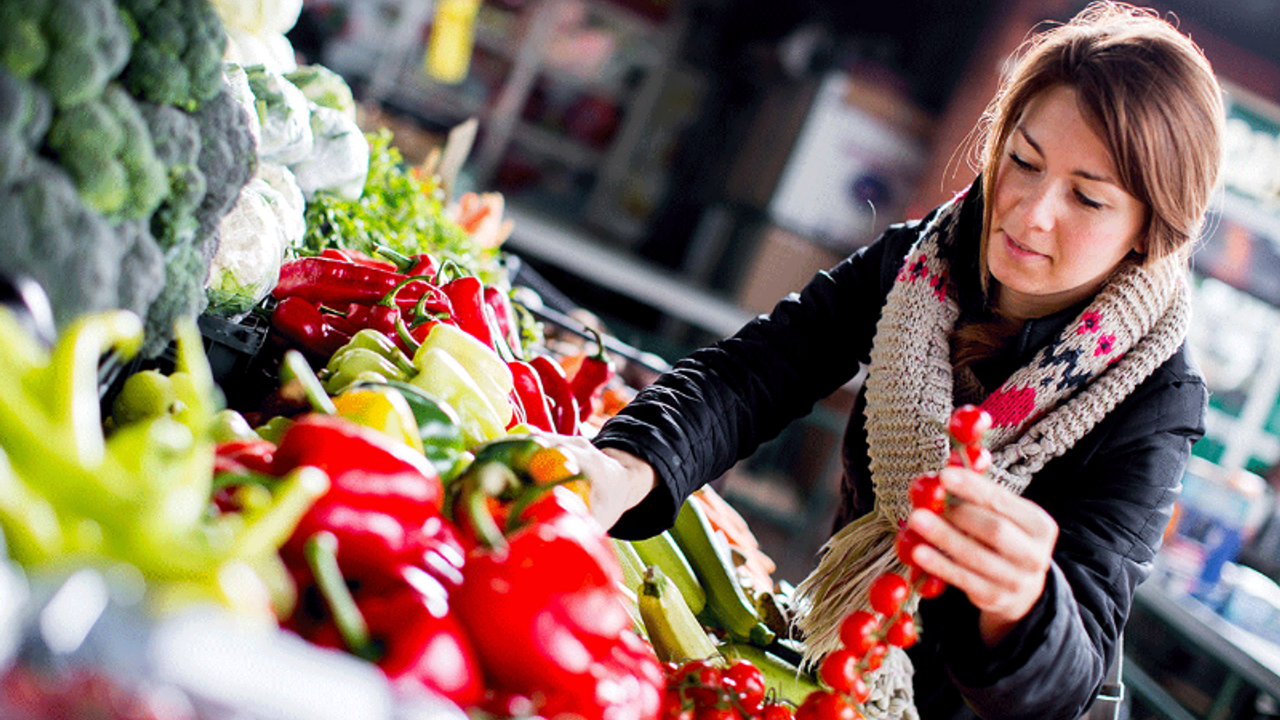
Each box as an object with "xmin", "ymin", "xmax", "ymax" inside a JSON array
[
  {"xmin": 939, "ymin": 467, "xmax": 1058, "ymax": 542},
  {"xmin": 907, "ymin": 509, "xmax": 1024, "ymax": 593},
  {"xmin": 942, "ymin": 501, "xmax": 1049, "ymax": 573},
  {"xmin": 909, "ymin": 526, "xmax": 1020, "ymax": 613}
]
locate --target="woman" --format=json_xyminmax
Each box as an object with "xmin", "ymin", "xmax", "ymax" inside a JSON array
[{"xmin": 561, "ymin": 3, "xmax": 1223, "ymax": 718}]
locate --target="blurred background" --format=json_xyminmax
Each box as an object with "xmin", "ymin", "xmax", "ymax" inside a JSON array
[{"xmin": 292, "ymin": 1, "xmax": 1280, "ymax": 717}]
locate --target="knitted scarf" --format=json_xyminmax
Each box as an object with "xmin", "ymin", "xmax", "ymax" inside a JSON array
[{"xmin": 792, "ymin": 194, "xmax": 1190, "ymax": 719}]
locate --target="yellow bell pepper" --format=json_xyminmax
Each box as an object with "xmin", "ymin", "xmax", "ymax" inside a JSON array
[{"xmin": 332, "ymin": 385, "xmax": 425, "ymax": 455}]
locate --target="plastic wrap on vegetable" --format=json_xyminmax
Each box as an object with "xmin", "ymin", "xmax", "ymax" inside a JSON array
[
  {"xmin": 226, "ymin": 27, "xmax": 299, "ymax": 74},
  {"xmin": 289, "ymin": 105, "xmax": 369, "ymax": 200},
  {"xmin": 205, "ymin": 177, "xmax": 289, "ymax": 318},
  {"xmin": 286, "ymin": 65, "xmax": 358, "ymax": 122},
  {"xmin": 244, "ymin": 64, "xmax": 313, "ymax": 164},
  {"xmin": 222, "ymin": 62, "xmax": 262, "ymax": 147},
  {"xmin": 211, "ymin": 0, "xmax": 304, "ymax": 37},
  {"xmin": 257, "ymin": 162, "xmax": 307, "ymax": 250}
]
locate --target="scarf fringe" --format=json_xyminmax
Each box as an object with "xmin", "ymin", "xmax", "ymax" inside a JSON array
[{"xmin": 794, "ymin": 512, "xmax": 901, "ymax": 663}]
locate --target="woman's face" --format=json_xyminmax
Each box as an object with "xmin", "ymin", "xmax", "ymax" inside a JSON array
[{"xmin": 986, "ymin": 85, "xmax": 1147, "ymax": 319}]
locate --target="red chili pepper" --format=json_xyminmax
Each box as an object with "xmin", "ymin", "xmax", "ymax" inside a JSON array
[
  {"xmin": 483, "ymin": 286, "xmax": 521, "ymax": 355},
  {"xmin": 508, "ymin": 361, "xmax": 555, "ymax": 433},
  {"xmin": 295, "ymin": 533, "xmax": 483, "ymax": 707},
  {"xmin": 275, "ymin": 258, "xmax": 450, "ymax": 319},
  {"xmin": 530, "ymin": 355, "xmax": 579, "ymax": 435},
  {"xmin": 452, "ymin": 467, "xmax": 660, "ymax": 720},
  {"xmin": 342, "ymin": 302, "xmax": 399, "ymax": 337},
  {"xmin": 570, "ymin": 328, "xmax": 615, "ymax": 422},
  {"xmin": 319, "ymin": 247, "xmax": 400, "ymax": 273},
  {"xmin": 439, "ymin": 274, "xmax": 495, "ymax": 349},
  {"xmin": 338, "ymin": 274, "xmax": 448, "ymax": 348},
  {"xmin": 271, "ymin": 296, "xmax": 354, "ymax": 357},
  {"xmin": 406, "ymin": 254, "xmax": 438, "ymax": 278}
]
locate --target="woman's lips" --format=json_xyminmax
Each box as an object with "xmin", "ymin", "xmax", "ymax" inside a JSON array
[{"xmin": 1002, "ymin": 232, "xmax": 1046, "ymax": 259}]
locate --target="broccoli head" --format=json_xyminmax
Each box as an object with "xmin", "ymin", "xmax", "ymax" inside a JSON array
[
  {"xmin": 0, "ymin": 0, "xmax": 134, "ymax": 109},
  {"xmin": 142, "ymin": 235, "xmax": 209, "ymax": 358},
  {"xmin": 133, "ymin": 81, "xmax": 255, "ymax": 357},
  {"xmin": 0, "ymin": 158, "xmax": 130, "ymax": 330},
  {"xmin": 138, "ymin": 101, "xmax": 207, "ymax": 248},
  {"xmin": 0, "ymin": 68, "xmax": 52, "ymax": 186},
  {"xmin": 117, "ymin": 0, "xmax": 228, "ymax": 112},
  {"xmin": 191, "ymin": 82, "xmax": 257, "ymax": 251},
  {"xmin": 44, "ymin": 83, "xmax": 168, "ymax": 219}
]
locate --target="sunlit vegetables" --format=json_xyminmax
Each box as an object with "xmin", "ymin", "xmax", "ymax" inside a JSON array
[{"xmin": 0, "ymin": 308, "xmax": 325, "ymax": 617}]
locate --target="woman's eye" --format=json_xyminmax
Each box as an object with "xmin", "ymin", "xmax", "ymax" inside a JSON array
[
  {"xmin": 1009, "ymin": 151, "xmax": 1035, "ymax": 170},
  {"xmin": 1075, "ymin": 191, "xmax": 1103, "ymax": 209}
]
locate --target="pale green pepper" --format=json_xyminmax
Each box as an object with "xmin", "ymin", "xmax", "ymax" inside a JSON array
[{"xmin": 410, "ymin": 347, "xmax": 506, "ymax": 447}]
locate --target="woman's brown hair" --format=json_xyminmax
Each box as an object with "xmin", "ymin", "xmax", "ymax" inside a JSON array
[
  {"xmin": 955, "ymin": 2, "xmax": 1225, "ymax": 378},
  {"xmin": 978, "ymin": 1, "xmax": 1224, "ymax": 268}
]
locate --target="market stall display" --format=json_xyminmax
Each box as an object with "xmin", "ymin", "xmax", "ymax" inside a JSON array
[{"xmin": 0, "ymin": 1, "xmax": 999, "ymax": 718}]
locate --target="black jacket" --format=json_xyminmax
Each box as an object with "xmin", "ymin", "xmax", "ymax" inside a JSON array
[{"xmin": 593, "ymin": 186, "xmax": 1207, "ymax": 720}]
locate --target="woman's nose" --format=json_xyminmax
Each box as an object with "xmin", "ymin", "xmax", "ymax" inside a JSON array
[{"xmin": 1019, "ymin": 182, "xmax": 1060, "ymax": 232}]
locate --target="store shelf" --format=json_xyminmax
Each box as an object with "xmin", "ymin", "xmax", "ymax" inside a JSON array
[
  {"xmin": 1130, "ymin": 582, "xmax": 1280, "ymax": 720},
  {"xmin": 502, "ymin": 203, "xmax": 755, "ymax": 338}
]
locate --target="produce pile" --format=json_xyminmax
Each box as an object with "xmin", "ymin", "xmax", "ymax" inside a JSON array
[{"xmin": 0, "ymin": 1, "xmax": 997, "ymax": 718}]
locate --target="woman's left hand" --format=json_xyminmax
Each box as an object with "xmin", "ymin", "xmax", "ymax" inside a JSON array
[{"xmin": 904, "ymin": 466, "xmax": 1059, "ymax": 647}]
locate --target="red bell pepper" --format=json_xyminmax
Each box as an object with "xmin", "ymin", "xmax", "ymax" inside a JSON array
[
  {"xmin": 282, "ymin": 501, "xmax": 466, "ymax": 597},
  {"xmin": 570, "ymin": 328, "xmax": 615, "ymax": 422},
  {"xmin": 298, "ymin": 531, "xmax": 483, "ymax": 707},
  {"xmin": 530, "ymin": 355, "xmax": 579, "ymax": 435},
  {"xmin": 271, "ymin": 296, "xmax": 354, "ymax": 357},
  {"xmin": 273, "ymin": 414, "xmax": 444, "ymax": 524},
  {"xmin": 451, "ymin": 463, "xmax": 661, "ymax": 720}
]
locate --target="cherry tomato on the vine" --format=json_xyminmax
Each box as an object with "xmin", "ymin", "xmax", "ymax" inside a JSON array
[
  {"xmin": 724, "ymin": 659, "xmax": 767, "ymax": 715},
  {"xmin": 761, "ymin": 701, "xmax": 797, "ymax": 720},
  {"xmin": 697, "ymin": 706, "xmax": 742, "ymax": 720},
  {"xmin": 818, "ymin": 648, "xmax": 861, "ymax": 694},
  {"xmin": 838, "ymin": 610, "xmax": 880, "ymax": 656},
  {"xmin": 862, "ymin": 643, "xmax": 888, "ymax": 671},
  {"xmin": 909, "ymin": 472, "xmax": 947, "ymax": 513},
  {"xmin": 895, "ymin": 527, "xmax": 928, "ymax": 568},
  {"xmin": 868, "ymin": 572, "xmax": 910, "ymax": 616},
  {"xmin": 947, "ymin": 404, "xmax": 992, "ymax": 446},
  {"xmin": 947, "ymin": 444, "xmax": 992, "ymax": 473},
  {"xmin": 910, "ymin": 566, "xmax": 948, "ymax": 599},
  {"xmin": 885, "ymin": 613, "xmax": 919, "ymax": 648},
  {"xmin": 676, "ymin": 660, "xmax": 723, "ymax": 708},
  {"xmin": 795, "ymin": 690, "xmax": 860, "ymax": 720}
]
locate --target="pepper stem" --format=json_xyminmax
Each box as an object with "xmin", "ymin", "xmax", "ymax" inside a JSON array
[
  {"xmin": 433, "ymin": 258, "xmax": 465, "ymax": 286},
  {"xmin": 281, "ymin": 350, "xmax": 339, "ymax": 415},
  {"xmin": 584, "ymin": 326, "xmax": 609, "ymax": 362},
  {"xmin": 304, "ymin": 531, "xmax": 380, "ymax": 662},
  {"xmin": 373, "ymin": 244, "xmax": 414, "ymax": 271},
  {"xmin": 378, "ymin": 274, "xmax": 437, "ymax": 308},
  {"xmin": 395, "ymin": 316, "xmax": 422, "ymax": 355},
  {"xmin": 461, "ymin": 462, "xmax": 519, "ymax": 550}
]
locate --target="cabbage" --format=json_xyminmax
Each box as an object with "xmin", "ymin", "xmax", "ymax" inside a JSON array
[
  {"xmin": 204, "ymin": 178, "xmax": 288, "ymax": 318},
  {"xmin": 243, "ymin": 64, "xmax": 312, "ymax": 164},
  {"xmin": 286, "ymin": 65, "xmax": 357, "ymax": 122},
  {"xmin": 288, "ymin": 105, "xmax": 368, "ymax": 201}
]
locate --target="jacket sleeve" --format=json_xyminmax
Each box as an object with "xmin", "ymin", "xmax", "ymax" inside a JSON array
[
  {"xmin": 594, "ymin": 221, "xmax": 924, "ymax": 539},
  {"xmin": 934, "ymin": 352, "xmax": 1206, "ymax": 720}
]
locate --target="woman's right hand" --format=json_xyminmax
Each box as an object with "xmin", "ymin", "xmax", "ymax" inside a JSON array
[{"xmin": 552, "ymin": 435, "xmax": 657, "ymax": 531}]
